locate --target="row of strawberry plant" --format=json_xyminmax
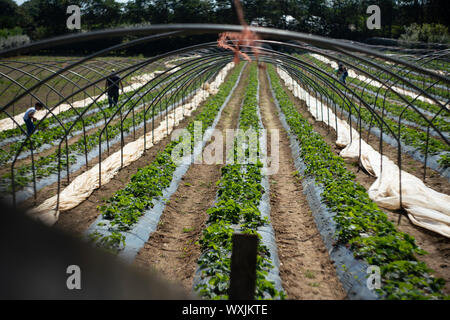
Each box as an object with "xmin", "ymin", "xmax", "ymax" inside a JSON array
[
  {"xmin": 303, "ymin": 54, "xmax": 449, "ymax": 127},
  {"xmin": 340, "ymin": 83, "xmax": 450, "ymax": 141},
  {"xmin": 303, "ymin": 53, "xmax": 447, "ymax": 118},
  {"xmin": 323, "ymin": 79, "xmax": 450, "ymax": 166},
  {"xmin": 289, "ymin": 57, "xmax": 450, "ymax": 167},
  {"xmin": 344, "ymin": 81, "xmax": 449, "ymax": 134},
  {"xmin": 420, "ymin": 59, "xmax": 450, "ymax": 73},
  {"xmin": 377, "ymin": 51, "xmax": 450, "ymax": 74},
  {"xmin": 358, "ymin": 56, "xmax": 449, "ymax": 99},
  {"xmin": 358, "ymin": 59, "xmax": 448, "ymax": 99},
  {"xmin": 268, "ymin": 64, "xmax": 447, "ymax": 300},
  {"xmin": 345, "ymin": 83, "xmax": 448, "ymax": 131},
  {"xmin": 194, "ymin": 64, "xmax": 285, "ymax": 300},
  {"xmin": 307, "ymin": 53, "xmax": 449, "ymax": 101},
  {"xmin": 88, "ymin": 62, "xmax": 244, "ymax": 252}
]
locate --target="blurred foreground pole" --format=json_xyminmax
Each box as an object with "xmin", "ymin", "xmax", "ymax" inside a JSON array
[
  {"xmin": 229, "ymin": 233, "xmax": 258, "ymax": 300},
  {"xmin": 0, "ymin": 201, "xmax": 194, "ymax": 300}
]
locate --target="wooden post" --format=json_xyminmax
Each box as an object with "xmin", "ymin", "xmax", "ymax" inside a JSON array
[{"xmin": 229, "ymin": 233, "xmax": 258, "ymax": 300}]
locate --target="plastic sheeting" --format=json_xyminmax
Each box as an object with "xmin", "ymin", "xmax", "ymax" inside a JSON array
[
  {"xmin": 278, "ymin": 67, "xmax": 450, "ymax": 238},
  {"xmin": 256, "ymin": 75, "xmax": 284, "ymax": 295},
  {"xmin": 28, "ymin": 62, "xmax": 235, "ymax": 226},
  {"xmin": 166, "ymin": 55, "xmax": 200, "ymax": 64},
  {"xmin": 310, "ymin": 53, "xmax": 447, "ymax": 107}
]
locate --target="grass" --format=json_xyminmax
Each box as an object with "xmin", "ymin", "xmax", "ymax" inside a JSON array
[{"xmin": 304, "ymin": 270, "xmax": 316, "ymax": 279}]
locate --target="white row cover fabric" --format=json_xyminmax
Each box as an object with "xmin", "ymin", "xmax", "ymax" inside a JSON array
[
  {"xmin": 0, "ymin": 61, "xmax": 180, "ymax": 132},
  {"xmin": 309, "ymin": 53, "xmax": 446, "ymax": 107},
  {"xmin": 166, "ymin": 55, "xmax": 200, "ymax": 64},
  {"xmin": 28, "ymin": 62, "xmax": 235, "ymax": 226},
  {"xmin": 277, "ymin": 67, "xmax": 450, "ymax": 238}
]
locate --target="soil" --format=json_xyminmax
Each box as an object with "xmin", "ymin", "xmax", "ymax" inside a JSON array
[
  {"xmin": 133, "ymin": 64, "xmax": 250, "ymax": 291},
  {"xmin": 259, "ymin": 67, "xmax": 347, "ymax": 299},
  {"xmin": 279, "ymin": 72, "xmax": 450, "ymax": 295}
]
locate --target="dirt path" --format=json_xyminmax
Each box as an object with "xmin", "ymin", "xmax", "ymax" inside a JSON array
[
  {"xmin": 259, "ymin": 68, "xmax": 346, "ymax": 299},
  {"xmin": 279, "ymin": 74, "xmax": 450, "ymax": 295},
  {"xmin": 52, "ymin": 67, "xmax": 239, "ymax": 236},
  {"xmin": 133, "ymin": 64, "xmax": 250, "ymax": 291}
]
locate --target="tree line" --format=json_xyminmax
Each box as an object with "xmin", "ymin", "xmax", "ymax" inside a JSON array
[{"xmin": 0, "ymin": 0, "xmax": 448, "ymax": 49}]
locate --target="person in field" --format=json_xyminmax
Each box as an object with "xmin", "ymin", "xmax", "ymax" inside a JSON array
[
  {"xmin": 336, "ymin": 62, "xmax": 349, "ymax": 84},
  {"xmin": 23, "ymin": 102, "xmax": 44, "ymax": 136},
  {"xmin": 105, "ymin": 69, "xmax": 123, "ymax": 108}
]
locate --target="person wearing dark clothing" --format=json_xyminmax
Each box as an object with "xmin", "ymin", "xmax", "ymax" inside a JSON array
[
  {"xmin": 23, "ymin": 102, "xmax": 44, "ymax": 136},
  {"xmin": 105, "ymin": 69, "xmax": 122, "ymax": 108},
  {"xmin": 336, "ymin": 63, "xmax": 348, "ymax": 84}
]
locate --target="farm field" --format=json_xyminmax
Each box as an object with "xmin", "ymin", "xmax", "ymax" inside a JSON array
[
  {"xmin": 0, "ymin": 55, "xmax": 168, "ymax": 119},
  {"xmin": 1, "ymin": 44, "xmax": 449, "ymax": 300}
]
